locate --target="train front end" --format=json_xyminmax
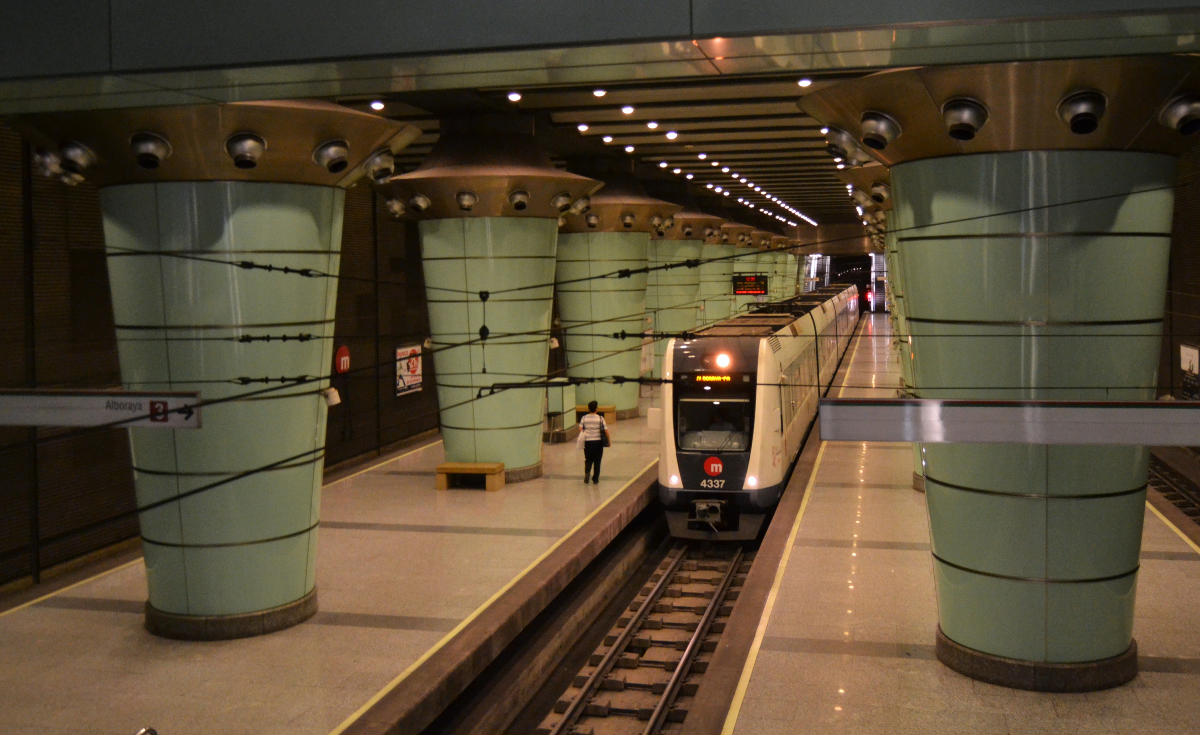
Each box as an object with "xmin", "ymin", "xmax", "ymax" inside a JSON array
[{"xmin": 659, "ymin": 335, "xmax": 769, "ymax": 540}]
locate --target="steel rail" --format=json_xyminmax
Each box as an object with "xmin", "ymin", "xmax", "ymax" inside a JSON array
[
  {"xmin": 549, "ymin": 543, "xmax": 688, "ymax": 735},
  {"xmin": 642, "ymin": 546, "xmax": 745, "ymax": 735}
]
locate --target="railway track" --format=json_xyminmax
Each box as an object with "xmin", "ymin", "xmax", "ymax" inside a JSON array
[
  {"xmin": 1149, "ymin": 456, "xmax": 1200, "ymax": 519},
  {"xmin": 537, "ymin": 543, "xmax": 750, "ymax": 735}
]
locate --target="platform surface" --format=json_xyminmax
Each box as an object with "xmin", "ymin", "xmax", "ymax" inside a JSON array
[
  {"xmin": 726, "ymin": 313, "xmax": 1200, "ymax": 734},
  {"xmin": 0, "ymin": 411, "xmax": 660, "ymax": 733}
]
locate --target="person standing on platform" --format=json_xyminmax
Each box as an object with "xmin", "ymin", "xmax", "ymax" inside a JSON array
[{"xmin": 578, "ymin": 400, "xmax": 609, "ymax": 484}]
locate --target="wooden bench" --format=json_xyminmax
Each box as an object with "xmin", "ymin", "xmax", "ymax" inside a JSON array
[
  {"xmin": 435, "ymin": 461, "xmax": 505, "ymax": 492},
  {"xmin": 575, "ymin": 404, "xmax": 617, "ymax": 425}
]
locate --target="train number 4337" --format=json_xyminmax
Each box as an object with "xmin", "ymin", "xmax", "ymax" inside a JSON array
[{"xmin": 699, "ymin": 478, "xmax": 726, "ymax": 489}]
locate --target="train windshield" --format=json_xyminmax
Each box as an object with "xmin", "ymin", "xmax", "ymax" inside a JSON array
[{"xmin": 676, "ymin": 399, "xmax": 751, "ymax": 452}]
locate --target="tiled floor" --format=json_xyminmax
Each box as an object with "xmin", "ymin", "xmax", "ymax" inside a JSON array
[
  {"xmin": 728, "ymin": 313, "xmax": 1200, "ymax": 734},
  {"xmin": 0, "ymin": 411, "xmax": 661, "ymax": 734}
]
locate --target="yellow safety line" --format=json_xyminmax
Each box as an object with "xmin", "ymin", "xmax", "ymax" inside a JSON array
[
  {"xmin": 0, "ymin": 558, "xmax": 142, "ymax": 618},
  {"xmin": 722, "ymin": 319, "xmax": 863, "ymax": 734},
  {"xmin": 328, "ymin": 457, "xmax": 659, "ymax": 735},
  {"xmin": 324, "ymin": 438, "xmax": 444, "ymax": 487},
  {"xmin": 721, "ymin": 443, "xmax": 826, "ymax": 735},
  {"xmin": 1147, "ymin": 502, "xmax": 1200, "ymax": 556}
]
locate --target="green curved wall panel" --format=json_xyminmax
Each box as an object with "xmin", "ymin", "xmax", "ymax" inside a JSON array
[
  {"xmin": 101, "ymin": 181, "xmax": 341, "ymax": 617},
  {"xmin": 646, "ymin": 239, "xmax": 701, "ymax": 378},
  {"xmin": 420, "ymin": 216, "xmax": 558, "ymax": 473},
  {"xmin": 698, "ymin": 241, "xmax": 735, "ymax": 325},
  {"xmin": 892, "ymin": 150, "xmax": 1174, "ymax": 664},
  {"xmin": 556, "ymin": 231, "xmax": 648, "ymax": 412},
  {"xmin": 783, "ymin": 253, "xmax": 798, "ymax": 299}
]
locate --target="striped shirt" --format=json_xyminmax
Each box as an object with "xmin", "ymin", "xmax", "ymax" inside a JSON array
[{"xmin": 580, "ymin": 412, "xmax": 607, "ymax": 442}]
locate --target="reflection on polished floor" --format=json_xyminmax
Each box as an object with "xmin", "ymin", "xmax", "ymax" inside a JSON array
[
  {"xmin": 0, "ymin": 411, "xmax": 660, "ymax": 733},
  {"xmin": 727, "ymin": 313, "xmax": 1200, "ymax": 734}
]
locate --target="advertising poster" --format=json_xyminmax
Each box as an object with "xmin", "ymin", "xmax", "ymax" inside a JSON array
[{"xmin": 396, "ymin": 345, "xmax": 423, "ymax": 396}]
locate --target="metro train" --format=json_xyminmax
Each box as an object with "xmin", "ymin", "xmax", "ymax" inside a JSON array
[{"xmin": 658, "ymin": 284, "xmax": 859, "ymax": 540}]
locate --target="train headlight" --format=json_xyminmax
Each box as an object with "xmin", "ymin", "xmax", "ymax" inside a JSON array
[
  {"xmin": 714, "ymin": 352, "xmax": 732, "ymax": 369},
  {"xmin": 746, "ymin": 475, "xmax": 758, "ymax": 487}
]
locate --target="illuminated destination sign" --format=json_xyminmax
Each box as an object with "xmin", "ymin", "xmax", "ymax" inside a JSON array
[
  {"xmin": 732, "ymin": 274, "xmax": 767, "ymax": 295},
  {"xmin": 696, "ymin": 375, "xmax": 732, "ymax": 383}
]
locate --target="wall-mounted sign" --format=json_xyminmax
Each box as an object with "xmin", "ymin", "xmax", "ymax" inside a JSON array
[
  {"xmin": 1181, "ymin": 344, "xmax": 1200, "ymax": 400},
  {"xmin": 0, "ymin": 390, "xmax": 201, "ymax": 429},
  {"xmin": 334, "ymin": 345, "xmax": 351, "ymax": 374},
  {"xmin": 1182, "ymin": 344, "xmax": 1199, "ymax": 375},
  {"xmin": 396, "ymin": 345, "xmax": 423, "ymax": 396},
  {"xmin": 732, "ymin": 274, "xmax": 767, "ymax": 295}
]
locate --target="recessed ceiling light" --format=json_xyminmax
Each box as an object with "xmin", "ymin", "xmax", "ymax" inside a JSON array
[
  {"xmin": 685, "ymin": 173, "xmax": 694, "ymax": 180},
  {"xmin": 721, "ymin": 166, "xmax": 730, "ymax": 173},
  {"xmin": 577, "ymin": 123, "xmax": 589, "ymax": 132},
  {"xmin": 593, "ymin": 89, "xmax": 607, "ymax": 97},
  {"xmin": 798, "ymin": 78, "xmax": 813, "ymax": 88},
  {"xmin": 369, "ymin": 100, "xmax": 385, "ymax": 111},
  {"xmin": 602, "ymin": 135, "xmax": 613, "ymax": 143},
  {"xmin": 665, "ymin": 131, "xmax": 678, "ymax": 140},
  {"xmin": 820, "ymin": 126, "xmax": 829, "ymax": 134},
  {"xmin": 706, "ymin": 183, "xmax": 714, "ymax": 189},
  {"xmin": 658, "ymin": 161, "xmax": 668, "ymax": 168},
  {"xmin": 507, "ymin": 91, "xmax": 522, "ymax": 102},
  {"xmin": 624, "ymin": 144, "xmax": 635, "ymax": 153},
  {"xmin": 698, "ymin": 153, "xmax": 707, "ymax": 160},
  {"xmin": 621, "ymin": 105, "xmax": 635, "ymax": 115}
]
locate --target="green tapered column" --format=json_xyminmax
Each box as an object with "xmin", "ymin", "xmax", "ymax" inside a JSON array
[
  {"xmin": 556, "ymin": 231, "xmax": 647, "ymax": 413},
  {"xmin": 753, "ymin": 250, "xmax": 771, "ymax": 304},
  {"xmin": 646, "ymin": 238, "xmax": 701, "ymax": 378},
  {"xmin": 893, "ymin": 150, "xmax": 1174, "ymax": 670},
  {"xmin": 783, "ymin": 253, "xmax": 798, "ymax": 298},
  {"xmin": 421, "ymin": 217, "xmax": 558, "ymax": 476},
  {"xmin": 761, "ymin": 251, "xmax": 778, "ymax": 301},
  {"xmin": 698, "ymin": 241, "xmax": 735, "ymax": 324},
  {"xmin": 772, "ymin": 252, "xmax": 789, "ymax": 300},
  {"xmin": 884, "ymin": 230, "xmax": 924, "ymax": 488},
  {"xmin": 102, "ymin": 181, "xmax": 341, "ymax": 627},
  {"xmin": 732, "ymin": 246, "xmax": 760, "ymax": 314}
]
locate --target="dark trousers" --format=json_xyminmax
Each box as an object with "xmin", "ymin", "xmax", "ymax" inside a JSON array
[{"xmin": 584, "ymin": 440, "xmax": 604, "ymax": 481}]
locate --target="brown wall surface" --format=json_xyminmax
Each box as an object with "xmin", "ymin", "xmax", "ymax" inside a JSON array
[{"xmin": 1161, "ymin": 149, "xmax": 1200, "ymax": 404}]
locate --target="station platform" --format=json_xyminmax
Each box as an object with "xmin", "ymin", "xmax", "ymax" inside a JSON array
[
  {"xmin": 0, "ymin": 407, "xmax": 661, "ymax": 733},
  {"xmin": 723, "ymin": 313, "xmax": 1200, "ymax": 733}
]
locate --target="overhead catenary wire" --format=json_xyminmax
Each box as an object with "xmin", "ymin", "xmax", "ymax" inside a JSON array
[
  {"xmin": 91, "ymin": 172, "xmax": 1197, "ymax": 333},
  {"xmin": 12, "ymin": 176, "xmax": 1194, "ymax": 520}
]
